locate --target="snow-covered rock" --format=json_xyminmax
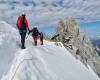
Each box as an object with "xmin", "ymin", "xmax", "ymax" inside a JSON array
[{"xmin": 51, "ymin": 17, "xmax": 100, "ymax": 77}]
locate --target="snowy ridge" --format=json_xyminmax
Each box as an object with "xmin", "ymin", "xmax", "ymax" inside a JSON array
[
  {"xmin": 1, "ymin": 46, "xmax": 58, "ymax": 80},
  {"xmin": 1, "ymin": 43, "xmax": 100, "ymax": 80},
  {"xmin": 0, "ymin": 21, "xmax": 100, "ymax": 80}
]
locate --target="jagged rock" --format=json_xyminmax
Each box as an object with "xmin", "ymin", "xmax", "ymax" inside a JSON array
[{"xmin": 51, "ymin": 17, "xmax": 100, "ymax": 77}]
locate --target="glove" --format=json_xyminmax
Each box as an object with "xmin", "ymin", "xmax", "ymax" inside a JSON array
[{"xmin": 28, "ymin": 30, "xmax": 31, "ymax": 35}]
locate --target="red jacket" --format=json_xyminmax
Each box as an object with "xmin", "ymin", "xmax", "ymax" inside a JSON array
[{"xmin": 16, "ymin": 16, "xmax": 30, "ymax": 31}]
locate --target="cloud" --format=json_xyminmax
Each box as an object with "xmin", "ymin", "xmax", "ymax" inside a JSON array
[{"xmin": 0, "ymin": 0, "xmax": 100, "ymax": 28}]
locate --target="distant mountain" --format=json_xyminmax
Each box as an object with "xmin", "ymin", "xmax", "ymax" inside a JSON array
[
  {"xmin": 91, "ymin": 39, "xmax": 100, "ymax": 48},
  {"xmin": 91, "ymin": 38, "xmax": 100, "ymax": 56}
]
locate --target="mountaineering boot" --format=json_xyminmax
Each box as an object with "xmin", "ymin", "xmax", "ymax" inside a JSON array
[
  {"xmin": 21, "ymin": 46, "xmax": 26, "ymax": 49},
  {"xmin": 33, "ymin": 37, "xmax": 37, "ymax": 46},
  {"xmin": 34, "ymin": 42, "xmax": 37, "ymax": 46},
  {"xmin": 41, "ymin": 43, "xmax": 43, "ymax": 45},
  {"xmin": 21, "ymin": 44, "xmax": 26, "ymax": 49}
]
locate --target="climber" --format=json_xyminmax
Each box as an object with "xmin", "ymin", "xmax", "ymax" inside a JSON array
[
  {"xmin": 16, "ymin": 12, "xmax": 30, "ymax": 49},
  {"xmin": 29, "ymin": 27, "xmax": 39, "ymax": 46},
  {"xmin": 29, "ymin": 27, "xmax": 44, "ymax": 46},
  {"xmin": 39, "ymin": 32, "xmax": 44, "ymax": 45}
]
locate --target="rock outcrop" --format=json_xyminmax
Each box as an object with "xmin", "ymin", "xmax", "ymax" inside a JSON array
[{"xmin": 51, "ymin": 17, "xmax": 100, "ymax": 77}]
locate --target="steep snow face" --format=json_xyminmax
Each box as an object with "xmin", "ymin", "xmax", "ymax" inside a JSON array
[
  {"xmin": 0, "ymin": 21, "xmax": 20, "ymax": 78},
  {"xmin": 0, "ymin": 21, "xmax": 99, "ymax": 80},
  {"xmin": 0, "ymin": 21, "xmax": 17, "ymax": 33}
]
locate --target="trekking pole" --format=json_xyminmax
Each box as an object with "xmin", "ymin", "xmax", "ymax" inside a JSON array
[
  {"xmin": 26, "ymin": 35, "xmax": 29, "ymax": 39},
  {"xmin": 26, "ymin": 32, "xmax": 30, "ymax": 39},
  {"xmin": 26, "ymin": 34, "xmax": 30, "ymax": 39}
]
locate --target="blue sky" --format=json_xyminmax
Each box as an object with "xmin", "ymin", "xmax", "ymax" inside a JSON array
[
  {"xmin": 39, "ymin": 21, "xmax": 100, "ymax": 39},
  {"xmin": 79, "ymin": 21, "xmax": 100, "ymax": 39},
  {"xmin": 38, "ymin": 25, "xmax": 56, "ymax": 37}
]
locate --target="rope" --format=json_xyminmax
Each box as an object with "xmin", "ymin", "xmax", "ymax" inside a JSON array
[{"xmin": 11, "ymin": 53, "xmax": 33, "ymax": 80}]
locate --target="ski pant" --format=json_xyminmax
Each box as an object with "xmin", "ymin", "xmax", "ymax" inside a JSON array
[
  {"xmin": 40, "ymin": 37, "xmax": 43, "ymax": 45},
  {"xmin": 20, "ymin": 32, "xmax": 26, "ymax": 47},
  {"xmin": 33, "ymin": 36, "xmax": 43, "ymax": 46},
  {"xmin": 33, "ymin": 37, "xmax": 38, "ymax": 46}
]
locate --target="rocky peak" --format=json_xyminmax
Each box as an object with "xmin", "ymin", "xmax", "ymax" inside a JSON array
[{"xmin": 51, "ymin": 17, "xmax": 100, "ymax": 77}]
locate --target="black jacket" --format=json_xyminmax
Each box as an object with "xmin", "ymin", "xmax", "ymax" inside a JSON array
[{"xmin": 30, "ymin": 28, "xmax": 40, "ymax": 37}]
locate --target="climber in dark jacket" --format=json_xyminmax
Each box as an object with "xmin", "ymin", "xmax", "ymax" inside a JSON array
[
  {"xmin": 29, "ymin": 27, "xmax": 44, "ymax": 46},
  {"xmin": 29, "ymin": 27, "xmax": 40, "ymax": 46},
  {"xmin": 39, "ymin": 32, "xmax": 44, "ymax": 45}
]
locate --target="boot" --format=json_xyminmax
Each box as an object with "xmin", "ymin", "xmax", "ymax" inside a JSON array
[
  {"xmin": 21, "ymin": 44, "xmax": 26, "ymax": 49},
  {"xmin": 35, "ymin": 42, "xmax": 37, "ymax": 46},
  {"xmin": 21, "ymin": 46, "xmax": 26, "ymax": 49}
]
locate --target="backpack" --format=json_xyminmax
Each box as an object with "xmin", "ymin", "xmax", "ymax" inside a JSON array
[{"xmin": 21, "ymin": 16, "xmax": 26, "ymax": 30}]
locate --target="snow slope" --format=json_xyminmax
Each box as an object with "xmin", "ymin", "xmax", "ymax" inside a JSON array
[{"xmin": 0, "ymin": 21, "xmax": 100, "ymax": 80}]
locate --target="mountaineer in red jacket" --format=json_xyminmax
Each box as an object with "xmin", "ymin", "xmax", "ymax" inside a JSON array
[{"xmin": 16, "ymin": 12, "xmax": 30, "ymax": 49}]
